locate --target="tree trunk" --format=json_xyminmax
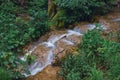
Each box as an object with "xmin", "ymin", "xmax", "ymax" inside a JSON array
[{"xmin": 48, "ymin": 0, "xmax": 52, "ymax": 7}]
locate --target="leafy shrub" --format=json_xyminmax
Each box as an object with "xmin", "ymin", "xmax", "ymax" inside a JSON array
[
  {"xmin": 88, "ymin": 68, "xmax": 104, "ymax": 80},
  {"xmin": 0, "ymin": 0, "xmax": 49, "ymax": 79},
  {"xmin": 0, "ymin": 1, "xmax": 22, "ymax": 14},
  {"xmin": 0, "ymin": 52, "xmax": 29, "ymax": 79},
  {"xmin": 0, "ymin": 67, "xmax": 12, "ymax": 80},
  {"xmin": 117, "ymin": 30, "xmax": 120, "ymax": 42},
  {"xmin": 23, "ymin": 0, "xmax": 49, "ymax": 38},
  {"xmin": 60, "ymin": 54, "xmax": 91, "ymax": 80},
  {"xmin": 79, "ymin": 27, "xmax": 120, "ymax": 68},
  {"xmin": 79, "ymin": 29, "xmax": 105, "ymax": 67},
  {"xmin": 108, "ymin": 53, "xmax": 120, "ymax": 80},
  {"xmin": 60, "ymin": 27, "xmax": 120, "ymax": 80},
  {"xmin": 29, "ymin": 9, "xmax": 49, "ymax": 38},
  {"xmin": 51, "ymin": 0, "xmax": 114, "ymax": 27},
  {"xmin": 0, "ymin": 13, "xmax": 34, "ymax": 52}
]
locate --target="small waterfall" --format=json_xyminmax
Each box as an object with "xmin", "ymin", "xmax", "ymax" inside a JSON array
[
  {"xmin": 21, "ymin": 27, "xmax": 83, "ymax": 77},
  {"xmin": 27, "ymin": 49, "xmax": 54, "ymax": 76},
  {"xmin": 86, "ymin": 24, "xmax": 107, "ymax": 30}
]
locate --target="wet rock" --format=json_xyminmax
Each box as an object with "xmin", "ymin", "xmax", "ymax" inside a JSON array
[
  {"xmin": 26, "ymin": 65, "xmax": 62, "ymax": 80},
  {"xmin": 66, "ymin": 34, "xmax": 82, "ymax": 45},
  {"xmin": 33, "ymin": 45, "xmax": 50, "ymax": 63}
]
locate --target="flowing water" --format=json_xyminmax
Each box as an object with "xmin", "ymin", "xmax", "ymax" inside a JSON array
[
  {"xmin": 25, "ymin": 7, "xmax": 120, "ymax": 80},
  {"xmin": 22, "ymin": 24, "xmax": 107, "ymax": 77},
  {"xmin": 21, "ymin": 28, "xmax": 83, "ymax": 76}
]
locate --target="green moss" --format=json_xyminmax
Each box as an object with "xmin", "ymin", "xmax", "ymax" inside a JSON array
[
  {"xmin": 51, "ymin": 9, "xmax": 66, "ymax": 28},
  {"xmin": 48, "ymin": 3, "xmax": 57, "ymax": 18}
]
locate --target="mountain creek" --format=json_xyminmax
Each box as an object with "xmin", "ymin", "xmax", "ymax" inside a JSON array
[{"xmin": 21, "ymin": 7, "xmax": 120, "ymax": 80}]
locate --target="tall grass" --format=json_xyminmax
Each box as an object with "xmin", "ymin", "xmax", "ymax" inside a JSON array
[{"xmin": 59, "ymin": 27, "xmax": 120, "ymax": 80}]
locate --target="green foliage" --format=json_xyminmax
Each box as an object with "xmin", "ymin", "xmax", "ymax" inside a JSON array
[
  {"xmin": 0, "ymin": 13, "xmax": 34, "ymax": 52},
  {"xmin": 28, "ymin": 0, "xmax": 48, "ymax": 9},
  {"xmin": 0, "ymin": 67, "xmax": 12, "ymax": 80},
  {"xmin": 60, "ymin": 54, "xmax": 91, "ymax": 80},
  {"xmin": 107, "ymin": 54, "xmax": 120, "ymax": 80},
  {"xmin": 52, "ymin": 0, "xmax": 114, "ymax": 27},
  {"xmin": 60, "ymin": 26, "xmax": 120, "ymax": 80},
  {"xmin": 48, "ymin": 3, "xmax": 57, "ymax": 18},
  {"xmin": 26, "ymin": 54, "xmax": 36, "ymax": 65},
  {"xmin": 51, "ymin": 9, "xmax": 66, "ymax": 28},
  {"xmin": 79, "ymin": 27, "xmax": 120, "ymax": 68},
  {"xmin": 117, "ymin": 30, "xmax": 120, "ymax": 42},
  {"xmin": 79, "ymin": 29, "xmax": 105, "ymax": 66},
  {"xmin": 26, "ymin": 0, "xmax": 49, "ymax": 38},
  {"xmin": 0, "ymin": 0, "xmax": 49, "ymax": 52},
  {"xmin": 0, "ymin": 0, "xmax": 49, "ymax": 79},
  {"xmin": 89, "ymin": 68, "xmax": 104, "ymax": 80},
  {"xmin": 0, "ymin": 0, "xmax": 24, "ymax": 14},
  {"xmin": 29, "ymin": 9, "xmax": 49, "ymax": 38},
  {"xmin": 0, "ymin": 52, "xmax": 29, "ymax": 79}
]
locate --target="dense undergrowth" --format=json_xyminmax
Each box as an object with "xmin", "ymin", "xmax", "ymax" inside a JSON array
[
  {"xmin": 59, "ymin": 28, "xmax": 120, "ymax": 80},
  {"xmin": 49, "ymin": 0, "xmax": 114, "ymax": 27},
  {"xmin": 0, "ymin": 0, "xmax": 49, "ymax": 80}
]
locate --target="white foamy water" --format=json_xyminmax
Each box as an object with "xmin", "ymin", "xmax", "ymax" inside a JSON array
[
  {"xmin": 111, "ymin": 18, "xmax": 120, "ymax": 22},
  {"xmin": 42, "ymin": 42, "xmax": 55, "ymax": 48},
  {"xmin": 20, "ymin": 27, "xmax": 83, "ymax": 77},
  {"xmin": 62, "ymin": 39, "xmax": 74, "ymax": 45},
  {"xmin": 87, "ymin": 24, "xmax": 107, "ymax": 30},
  {"xmin": 67, "ymin": 29, "xmax": 83, "ymax": 36},
  {"xmin": 27, "ymin": 49, "xmax": 54, "ymax": 76}
]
